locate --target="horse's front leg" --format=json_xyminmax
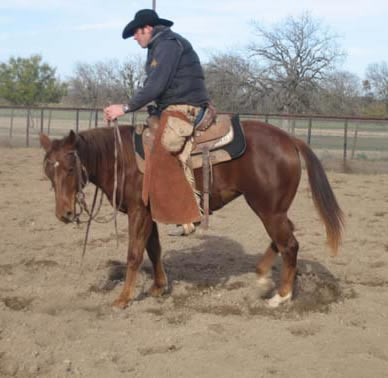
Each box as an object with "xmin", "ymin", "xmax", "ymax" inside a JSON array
[
  {"xmin": 146, "ymin": 222, "xmax": 168, "ymax": 297},
  {"xmin": 112, "ymin": 207, "xmax": 153, "ymax": 309}
]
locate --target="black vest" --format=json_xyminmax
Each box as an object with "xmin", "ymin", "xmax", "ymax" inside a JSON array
[{"xmin": 147, "ymin": 29, "xmax": 209, "ymax": 109}]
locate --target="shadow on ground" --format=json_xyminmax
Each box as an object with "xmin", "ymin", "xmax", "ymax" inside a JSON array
[{"xmin": 89, "ymin": 235, "xmax": 354, "ymax": 317}]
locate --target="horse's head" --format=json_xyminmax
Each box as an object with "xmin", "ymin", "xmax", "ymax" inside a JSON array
[{"xmin": 40, "ymin": 130, "xmax": 87, "ymax": 224}]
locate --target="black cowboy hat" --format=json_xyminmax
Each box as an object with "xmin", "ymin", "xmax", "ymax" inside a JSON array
[{"xmin": 122, "ymin": 9, "xmax": 173, "ymax": 39}]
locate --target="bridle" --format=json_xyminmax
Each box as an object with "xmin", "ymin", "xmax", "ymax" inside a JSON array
[
  {"xmin": 72, "ymin": 150, "xmax": 107, "ymax": 224},
  {"xmin": 44, "ymin": 150, "xmax": 97, "ymax": 223}
]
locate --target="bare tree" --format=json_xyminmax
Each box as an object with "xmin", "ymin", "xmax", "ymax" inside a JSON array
[
  {"xmin": 67, "ymin": 62, "xmax": 106, "ymax": 107},
  {"xmin": 313, "ymin": 70, "xmax": 361, "ymax": 115},
  {"xmin": 365, "ymin": 61, "xmax": 388, "ymax": 112},
  {"xmin": 66, "ymin": 56, "xmax": 145, "ymax": 107},
  {"xmin": 121, "ymin": 55, "xmax": 146, "ymax": 101},
  {"xmin": 248, "ymin": 12, "xmax": 345, "ymax": 113},
  {"xmin": 204, "ymin": 52, "xmax": 269, "ymax": 112}
]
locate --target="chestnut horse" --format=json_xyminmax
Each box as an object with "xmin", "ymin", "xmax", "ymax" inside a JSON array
[{"xmin": 40, "ymin": 118, "xmax": 344, "ymax": 309}]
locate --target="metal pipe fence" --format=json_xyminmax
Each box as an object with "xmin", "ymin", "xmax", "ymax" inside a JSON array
[{"xmin": 0, "ymin": 105, "xmax": 387, "ymax": 162}]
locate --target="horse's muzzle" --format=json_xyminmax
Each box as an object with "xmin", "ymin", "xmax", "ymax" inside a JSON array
[{"xmin": 58, "ymin": 211, "xmax": 75, "ymax": 224}]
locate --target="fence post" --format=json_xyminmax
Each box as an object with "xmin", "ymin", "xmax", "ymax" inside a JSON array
[
  {"xmin": 307, "ymin": 118, "xmax": 312, "ymax": 145},
  {"xmin": 9, "ymin": 108, "xmax": 14, "ymax": 138},
  {"xmin": 94, "ymin": 109, "xmax": 98, "ymax": 128},
  {"xmin": 88, "ymin": 110, "xmax": 93, "ymax": 128},
  {"xmin": 265, "ymin": 115, "xmax": 269, "ymax": 123},
  {"xmin": 351, "ymin": 120, "xmax": 360, "ymax": 160},
  {"xmin": 343, "ymin": 119, "xmax": 348, "ymax": 161},
  {"xmin": 48, "ymin": 110, "xmax": 52, "ymax": 135},
  {"xmin": 40, "ymin": 108, "xmax": 44, "ymax": 134},
  {"xmin": 76, "ymin": 109, "xmax": 80, "ymax": 133},
  {"xmin": 26, "ymin": 108, "xmax": 31, "ymax": 147}
]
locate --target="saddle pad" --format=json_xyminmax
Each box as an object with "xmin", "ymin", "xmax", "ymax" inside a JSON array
[
  {"xmin": 134, "ymin": 114, "xmax": 246, "ymax": 171},
  {"xmin": 191, "ymin": 114, "xmax": 246, "ymax": 168}
]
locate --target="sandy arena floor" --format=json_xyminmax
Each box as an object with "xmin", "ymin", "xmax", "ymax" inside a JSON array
[{"xmin": 0, "ymin": 147, "xmax": 388, "ymax": 377}]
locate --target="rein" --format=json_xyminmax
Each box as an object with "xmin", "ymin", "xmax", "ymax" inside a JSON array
[
  {"xmin": 78, "ymin": 120, "xmax": 126, "ymax": 263},
  {"xmin": 111, "ymin": 119, "xmax": 126, "ymax": 247}
]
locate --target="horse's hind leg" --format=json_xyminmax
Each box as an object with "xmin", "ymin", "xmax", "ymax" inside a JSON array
[
  {"xmin": 262, "ymin": 213, "xmax": 299, "ymax": 307},
  {"xmin": 146, "ymin": 222, "xmax": 168, "ymax": 296},
  {"xmin": 256, "ymin": 241, "xmax": 279, "ymax": 288}
]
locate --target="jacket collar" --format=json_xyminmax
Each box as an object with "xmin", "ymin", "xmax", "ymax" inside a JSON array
[{"xmin": 148, "ymin": 26, "xmax": 170, "ymax": 48}]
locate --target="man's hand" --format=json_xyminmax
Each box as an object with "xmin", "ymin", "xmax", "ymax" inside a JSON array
[{"xmin": 104, "ymin": 104, "xmax": 125, "ymax": 122}]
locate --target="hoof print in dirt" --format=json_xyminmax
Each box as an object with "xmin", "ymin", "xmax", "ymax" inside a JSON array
[{"xmin": 2, "ymin": 296, "xmax": 33, "ymax": 311}]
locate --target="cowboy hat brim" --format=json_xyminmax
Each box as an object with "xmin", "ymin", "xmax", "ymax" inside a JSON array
[{"xmin": 122, "ymin": 16, "xmax": 173, "ymax": 39}]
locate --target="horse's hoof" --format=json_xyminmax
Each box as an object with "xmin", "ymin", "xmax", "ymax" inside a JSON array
[
  {"xmin": 257, "ymin": 275, "xmax": 275, "ymax": 291},
  {"xmin": 265, "ymin": 292, "xmax": 292, "ymax": 308},
  {"xmin": 149, "ymin": 285, "xmax": 167, "ymax": 297},
  {"xmin": 112, "ymin": 298, "xmax": 128, "ymax": 309}
]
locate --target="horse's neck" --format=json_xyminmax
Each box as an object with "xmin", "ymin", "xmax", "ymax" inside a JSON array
[
  {"xmin": 78, "ymin": 131, "xmax": 113, "ymax": 194},
  {"xmin": 79, "ymin": 128, "xmax": 133, "ymax": 200}
]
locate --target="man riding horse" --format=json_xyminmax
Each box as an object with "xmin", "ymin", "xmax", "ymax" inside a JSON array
[{"xmin": 104, "ymin": 9, "xmax": 210, "ymax": 235}]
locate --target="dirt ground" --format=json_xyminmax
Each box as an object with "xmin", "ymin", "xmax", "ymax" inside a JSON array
[{"xmin": 1, "ymin": 147, "xmax": 388, "ymax": 378}]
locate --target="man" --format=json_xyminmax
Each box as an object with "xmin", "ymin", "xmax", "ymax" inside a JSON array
[{"xmin": 104, "ymin": 9, "xmax": 210, "ymax": 236}]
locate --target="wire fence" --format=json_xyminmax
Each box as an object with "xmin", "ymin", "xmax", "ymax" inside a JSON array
[{"xmin": 0, "ymin": 105, "xmax": 387, "ymax": 162}]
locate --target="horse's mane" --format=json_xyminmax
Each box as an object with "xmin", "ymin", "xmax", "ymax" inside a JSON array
[{"xmin": 77, "ymin": 126, "xmax": 133, "ymax": 177}]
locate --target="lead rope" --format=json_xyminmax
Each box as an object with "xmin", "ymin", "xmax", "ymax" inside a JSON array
[
  {"xmin": 80, "ymin": 186, "xmax": 99, "ymax": 269},
  {"xmin": 73, "ymin": 149, "xmax": 102, "ymax": 270}
]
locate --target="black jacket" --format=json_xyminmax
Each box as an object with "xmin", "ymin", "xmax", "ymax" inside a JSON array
[{"xmin": 128, "ymin": 27, "xmax": 209, "ymax": 111}]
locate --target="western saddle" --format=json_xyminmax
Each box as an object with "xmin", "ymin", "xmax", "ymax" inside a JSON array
[{"xmin": 133, "ymin": 107, "xmax": 246, "ymax": 228}]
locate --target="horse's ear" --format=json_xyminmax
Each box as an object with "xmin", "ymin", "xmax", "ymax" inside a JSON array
[
  {"xmin": 40, "ymin": 133, "xmax": 52, "ymax": 152},
  {"xmin": 66, "ymin": 130, "xmax": 77, "ymax": 146}
]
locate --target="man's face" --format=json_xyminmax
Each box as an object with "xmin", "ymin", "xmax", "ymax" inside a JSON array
[{"xmin": 133, "ymin": 26, "xmax": 153, "ymax": 48}]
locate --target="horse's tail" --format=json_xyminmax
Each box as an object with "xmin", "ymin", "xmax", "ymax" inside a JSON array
[{"xmin": 293, "ymin": 138, "xmax": 344, "ymax": 255}]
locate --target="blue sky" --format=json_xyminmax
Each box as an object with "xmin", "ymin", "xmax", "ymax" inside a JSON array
[{"xmin": 1, "ymin": 0, "xmax": 387, "ymax": 80}]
